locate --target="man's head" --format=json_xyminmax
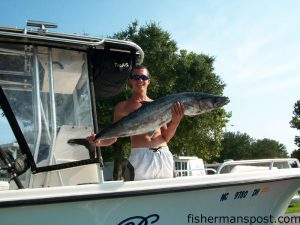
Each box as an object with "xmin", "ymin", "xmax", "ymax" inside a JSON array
[
  {"xmin": 130, "ymin": 64, "xmax": 151, "ymax": 78},
  {"xmin": 128, "ymin": 64, "xmax": 151, "ymax": 91}
]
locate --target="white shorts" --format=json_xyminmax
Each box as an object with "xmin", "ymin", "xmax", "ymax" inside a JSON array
[{"xmin": 128, "ymin": 146, "xmax": 174, "ymax": 181}]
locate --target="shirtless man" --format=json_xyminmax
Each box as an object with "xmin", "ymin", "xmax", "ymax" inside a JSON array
[{"xmin": 88, "ymin": 65, "xmax": 184, "ymax": 180}]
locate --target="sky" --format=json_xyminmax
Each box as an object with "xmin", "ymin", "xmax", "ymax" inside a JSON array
[{"xmin": 0, "ymin": 0, "xmax": 299, "ymax": 154}]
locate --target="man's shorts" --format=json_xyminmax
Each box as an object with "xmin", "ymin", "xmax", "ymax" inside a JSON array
[{"xmin": 128, "ymin": 146, "xmax": 174, "ymax": 181}]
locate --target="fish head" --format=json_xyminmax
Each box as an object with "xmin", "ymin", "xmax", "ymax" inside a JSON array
[{"xmin": 184, "ymin": 93, "xmax": 230, "ymax": 116}]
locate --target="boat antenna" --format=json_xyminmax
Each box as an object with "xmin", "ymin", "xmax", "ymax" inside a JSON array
[{"xmin": 26, "ymin": 20, "xmax": 58, "ymax": 34}]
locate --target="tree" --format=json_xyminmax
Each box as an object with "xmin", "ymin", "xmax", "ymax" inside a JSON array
[
  {"xmin": 291, "ymin": 149, "xmax": 300, "ymax": 161},
  {"xmin": 250, "ymin": 138, "xmax": 288, "ymax": 159},
  {"xmin": 170, "ymin": 50, "xmax": 228, "ymax": 160},
  {"xmin": 218, "ymin": 132, "xmax": 288, "ymax": 162},
  {"xmin": 99, "ymin": 21, "xmax": 229, "ymax": 178},
  {"xmin": 218, "ymin": 132, "xmax": 254, "ymax": 162},
  {"xmin": 290, "ymin": 100, "xmax": 300, "ymax": 150}
]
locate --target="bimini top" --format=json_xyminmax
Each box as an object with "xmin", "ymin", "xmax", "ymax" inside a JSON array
[
  {"xmin": 0, "ymin": 20, "xmax": 144, "ymax": 98},
  {"xmin": 0, "ymin": 20, "xmax": 144, "ymax": 64}
]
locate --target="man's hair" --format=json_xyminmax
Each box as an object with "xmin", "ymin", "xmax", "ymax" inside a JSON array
[{"xmin": 131, "ymin": 64, "xmax": 151, "ymax": 78}]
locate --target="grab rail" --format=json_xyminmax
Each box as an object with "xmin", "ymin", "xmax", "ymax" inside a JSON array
[{"xmin": 216, "ymin": 158, "xmax": 300, "ymax": 174}]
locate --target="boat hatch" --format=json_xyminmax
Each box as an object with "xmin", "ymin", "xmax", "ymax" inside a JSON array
[{"xmin": 0, "ymin": 22, "xmax": 144, "ymax": 189}]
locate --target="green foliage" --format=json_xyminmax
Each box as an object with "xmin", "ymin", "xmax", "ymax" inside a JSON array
[
  {"xmin": 251, "ymin": 138, "xmax": 288, "ymax": 159},
  {"xmin": 175, "ymin": 50, "xmax": 225, "ymax": 95},
  {"xmin": 218, "ymin": 132, "xmax": 254, "ymax": 162},
  {"xmin": 290, "ymin": 100, "xmax": 300, "ymax": 150},
  {"xmin": 218, "ymin": 132, "xmax": 288, "ymax": 162},
  {"xmin": 99, "ymin": 21, "xmax": 229, "ymax": 163},
  {"xmin": 286, "ymin": 201, "xmax": 300, "ymax": 214},
  {"xmin": 291, "ymin": 149, "xmax": 300, "ymax": 161}
]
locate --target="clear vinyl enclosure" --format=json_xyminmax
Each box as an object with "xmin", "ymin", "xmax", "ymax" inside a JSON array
[{"xmin": 0, "ymin": 43, "xmax": 93, "ymax": 167}]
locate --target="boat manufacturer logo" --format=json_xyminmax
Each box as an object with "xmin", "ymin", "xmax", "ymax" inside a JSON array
[{"xmin": 118, "ymin": 214, "xmax": 160, "ymax": 225}]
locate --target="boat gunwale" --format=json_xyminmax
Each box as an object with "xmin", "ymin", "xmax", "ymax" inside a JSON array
[{"xmin": 1, "ymin": 169, "xmax": 300, "ymax": 208}]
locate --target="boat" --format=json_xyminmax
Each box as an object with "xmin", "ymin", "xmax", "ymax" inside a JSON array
[{"xmin": 1, "ymin": 20, "xmax": 300, "ymax": 225}]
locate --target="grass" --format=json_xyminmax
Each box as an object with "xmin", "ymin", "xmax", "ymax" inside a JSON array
[{"xmin": 286, "ymin": 201, "xmax": 300, "ymax": 214}]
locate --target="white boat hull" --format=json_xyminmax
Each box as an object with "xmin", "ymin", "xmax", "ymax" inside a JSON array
[{"xmin": 1, "ymin": 169, "xmax": 300, "ymax": 225}]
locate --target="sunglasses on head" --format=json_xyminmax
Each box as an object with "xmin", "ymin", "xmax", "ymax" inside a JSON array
[{"xmin": 129, "ymin": 74, "xmax": 150, "ymax": 81}]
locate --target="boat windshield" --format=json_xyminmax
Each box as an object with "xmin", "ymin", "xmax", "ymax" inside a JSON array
[{"xmin": 0, "ymin": 43, "xmax": 93, "ymax": 164}]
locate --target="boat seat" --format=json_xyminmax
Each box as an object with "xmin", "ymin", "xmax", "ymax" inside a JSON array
[
  {"xmin": 54, "ymin": 125, "xmax": 93, "ymax": 160},
  {"xmin": 0, "ymin": 181, "xmax": 9, "ymax": 191}
]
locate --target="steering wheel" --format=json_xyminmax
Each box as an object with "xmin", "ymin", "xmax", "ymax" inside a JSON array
[{"xmin": 0, "ymin": 147, "xmax": 24, "ymax": 189}]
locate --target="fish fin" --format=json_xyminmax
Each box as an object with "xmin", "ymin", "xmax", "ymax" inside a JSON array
[{"xmin": 67, "ymin": 138, "xmax": 96, "ymax": 158}]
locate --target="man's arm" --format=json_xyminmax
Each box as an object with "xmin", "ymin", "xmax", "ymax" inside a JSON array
[
  {"xmin": 161, "ymin": 102, "xmax": 185, "ymax": 143},
  {"xmin": 87, "ymin": 101, "xmax": 127, "ymax": 146}
]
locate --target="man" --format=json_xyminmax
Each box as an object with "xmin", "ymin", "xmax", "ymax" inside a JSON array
[{"xmin": 88, "ymin": 65, "xmax": 184, "ymax": 180}]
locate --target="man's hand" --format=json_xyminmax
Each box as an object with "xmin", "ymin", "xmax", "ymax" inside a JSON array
[
  {"xmin": 86, "ymin": 133, "xmax": 96, "ymax": 143},
  {"xmin": 161, "ymin": 102, "xmax": 185, "ymax": 143},
  {"xmin": 87, "ymin": 133, "xmax": 104, "ymax": 147},
  {"xmin": 171, "ymin": 101, "xmax": 185, "ymax": 125},
  {"xmin": 86, "ymin": 134, "xmax": 117, "ymax": 147}
]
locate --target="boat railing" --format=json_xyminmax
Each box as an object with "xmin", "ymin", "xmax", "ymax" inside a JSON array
[
  {"xmin": 215, "ymin": 158, "xmax": 300, "ymax": 174},
  {"xmin": 174, "ymin": 158, "xmax": 300, "ymax": 177},
  {"xmin": 174, "ymin": 167, "xmax": 217, "ymax": 177}
]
